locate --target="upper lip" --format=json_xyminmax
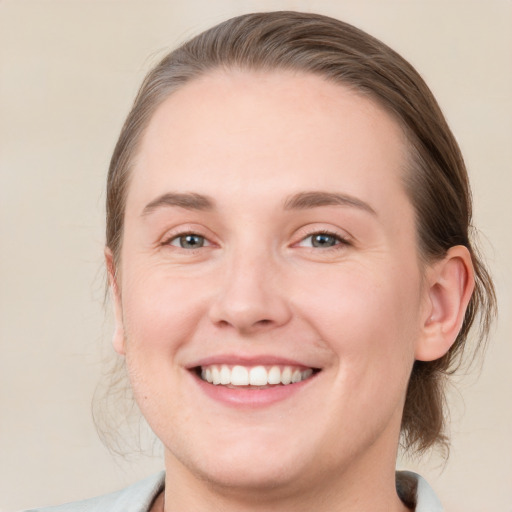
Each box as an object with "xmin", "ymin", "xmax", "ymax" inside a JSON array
[{"xmin": 187, "ymin": 354, "xmax": 321, "ymax": 370}]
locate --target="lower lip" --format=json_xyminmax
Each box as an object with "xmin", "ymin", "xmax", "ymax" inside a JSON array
[{"xmin": 191, "ymin": 371, "xmax": 317, "ymax": 407}]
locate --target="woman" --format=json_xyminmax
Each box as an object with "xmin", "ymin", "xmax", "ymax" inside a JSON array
[{"xmin": 28, "ymin": 11, "xmax": 495, "ymax": 512}]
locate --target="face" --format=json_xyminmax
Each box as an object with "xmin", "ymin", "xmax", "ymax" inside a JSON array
[{"xmin": 112, "ymin": 70, "xmax": 430, "ymax": 496}]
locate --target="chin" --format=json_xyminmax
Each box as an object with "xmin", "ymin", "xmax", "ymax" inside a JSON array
[
  {"xmin": 206, "ymin": 464, "xmax": 293, "ymax": 491},
  {"xmin": 168, "ymin": 432, "xmax": 312, "ymax": 493},
  {"xmin": 194, "ymin": 458, "xmax": 304, "ymax": 496}
]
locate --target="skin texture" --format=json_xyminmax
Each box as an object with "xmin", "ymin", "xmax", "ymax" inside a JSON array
[{"xmin": 107, "ymin": 70, "xmax": 474, "ymax": 512}]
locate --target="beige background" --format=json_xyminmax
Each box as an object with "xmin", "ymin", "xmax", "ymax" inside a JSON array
[{"xmin": 1, "ymin": 1, "xmax": 511, "ymax": 511}]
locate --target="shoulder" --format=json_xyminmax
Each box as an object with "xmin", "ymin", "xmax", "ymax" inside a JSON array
[
  {"xmin": 396, "ymin": 470, "xmax": 444, "ymax": 512},
  {"xmin": 23, "ymin": 472, "xmax": 165, "ymax": 512}
]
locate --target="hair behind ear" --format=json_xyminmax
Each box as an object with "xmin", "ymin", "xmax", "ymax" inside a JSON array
[
  {"xmin": 402, "ymin": 245, "xmax": 478, "ymax": 454},
  {"xmin": 105, "ymin": 247, "xmax": 126, "ymax": 355}
]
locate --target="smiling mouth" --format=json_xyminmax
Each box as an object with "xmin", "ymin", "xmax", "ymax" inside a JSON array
[{"xmin": 194, "ymin": 364, "xmax": 319, "ymax": 388}]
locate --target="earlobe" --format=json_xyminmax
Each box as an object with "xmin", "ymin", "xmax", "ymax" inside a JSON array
[
  {"xmin": 105, "ymin": 247, "xmax": 126, "ymax": 356},
  {"xmin": 415, "ymin": 246, "xmax": 475, "ymax": 362}
]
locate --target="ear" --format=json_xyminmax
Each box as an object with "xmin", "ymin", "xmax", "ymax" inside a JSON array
[
  {"xmin": 105, "ymin": 247, "xmax": 126, "ymax": 356},
  {"xmin": 415, "ymin": 246, "xmax": 475, "ymax": 361}
]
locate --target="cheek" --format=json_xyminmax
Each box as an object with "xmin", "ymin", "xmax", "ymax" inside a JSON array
[
  {"xmin": 120, "ymin": 267, "xmax": 208, "ymax": 354},
  {"xmin": 287, "ymin": 262, "xmax": 422, "ymax": 453},
  {"xmin": 299, "ymin": 261, "xmax": 422, "ymax": 368},
  {"xmin": 119, "ymin": 271, "xmax": 198, "ymax": 422}
]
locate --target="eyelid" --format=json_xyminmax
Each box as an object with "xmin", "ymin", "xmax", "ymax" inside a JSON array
[
  {"xmin": 160, "ymin": 224, "xmax": 218, "ymax": 248},
  {"xmin": 292, "ymin": 225, "xmax": 353, "ymax": 248},
  {"xmin": 168, "ymin": 233, "xmax": 211, "ymax": 248},
  {"xmin": 158, "ymin": 224, "xmax": 353, "ymax": 251},
  {"xmin": 297, "ymin": 233, "xmax": 350, "ymax": 250}
]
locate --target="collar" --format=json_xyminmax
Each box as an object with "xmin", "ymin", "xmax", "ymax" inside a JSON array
[{"xmin": 397, "ymin": 470, "xmax": 444, "ymax": 512}]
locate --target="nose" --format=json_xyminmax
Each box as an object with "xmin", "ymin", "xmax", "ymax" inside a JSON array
[{"xmin": 208, "ymin": 250, "xmax": 292, "ymax": 335}]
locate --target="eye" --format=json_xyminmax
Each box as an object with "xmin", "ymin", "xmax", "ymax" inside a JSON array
[
  {"xmin": 298, "ymin": 231, "xmax": 347, "ymax": 248},
  {"xmin": 168, "ymin": 233, "xmax": 209, "ymax": 249}
]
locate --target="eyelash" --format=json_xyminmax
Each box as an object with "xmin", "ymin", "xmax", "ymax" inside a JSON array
[
  {"xmin": 295, "ymin": 230, "xmax": 351, "ymax": 250},
  {"xmin": 162, "ymin": 229, "xmax": 350, "ymax": 252},
  {"xmin": 163, "ymin": 232, "xmax": 211, "ymax": 250}
]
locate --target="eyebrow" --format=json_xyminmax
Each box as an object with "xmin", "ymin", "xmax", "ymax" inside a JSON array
[
  {"xmin": 141, "ymin": 190, "xmax": 376, "ymax": 216},
  {"xmin": 284, "ymin": 191, "xmax": 376, "ymax": 215},
  {"xmin": 142, "ymin": 192, "xmax": 215, "ymax": 216}
]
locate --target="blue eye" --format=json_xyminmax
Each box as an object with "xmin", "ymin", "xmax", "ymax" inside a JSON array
[
  {"xmin": 170, "ymin": 234, "xmax": 207, "ymax": 249},
  {"xmin": 310, "ymin": 233, "xmax": 339, "ymax": 247},
  {"xmin": 299, "ymin": 232, "xmax": 345, "ymax": 248}
]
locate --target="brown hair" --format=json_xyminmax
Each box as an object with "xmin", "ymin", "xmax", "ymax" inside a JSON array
[{"xmin": 106, "ymin": 11, "xmax": 496, "ymax": 454}]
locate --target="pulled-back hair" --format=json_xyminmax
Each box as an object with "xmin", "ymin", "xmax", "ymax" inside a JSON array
[{"xmin": 106, "ymin": 11, "xmax": 496, "ymax": 454}]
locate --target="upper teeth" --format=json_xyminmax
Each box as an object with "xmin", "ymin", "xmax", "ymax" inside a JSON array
[{"xmin": 200, "ymin": 365, "xmax": 313, "ymax": 386}]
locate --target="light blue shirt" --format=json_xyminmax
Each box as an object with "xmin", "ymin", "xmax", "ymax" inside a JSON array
[{"xmin": 24, "ymin": 470, "xmax": 443, "ymax": 511}]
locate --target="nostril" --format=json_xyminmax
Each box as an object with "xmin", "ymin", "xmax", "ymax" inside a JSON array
[{"xmin": 214, "ymin": 318, "xmax": 273, "ymax": 330}]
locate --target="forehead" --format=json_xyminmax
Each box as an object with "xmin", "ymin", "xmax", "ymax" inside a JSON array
[{"xmin": 129, "ymin": 69, "xmax": 409, "ymax": 214}]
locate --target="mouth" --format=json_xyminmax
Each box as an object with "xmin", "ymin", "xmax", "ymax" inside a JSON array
[{"xmin": 193, "ymin": 364, "xmax": 320, "ymax": 389}]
